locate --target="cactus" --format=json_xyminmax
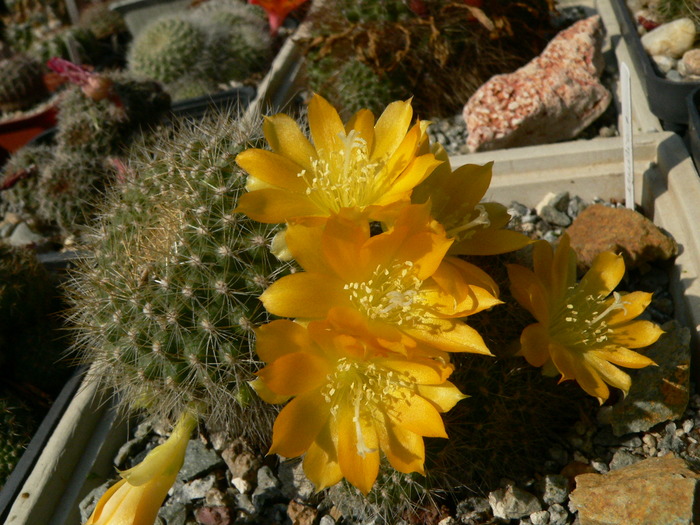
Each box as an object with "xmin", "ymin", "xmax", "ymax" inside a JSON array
[
  {"xmin": 27, "ymin": 26, "xmax": 98, "ymax": 64},
  {"xmin": 0, "ymin": 394, "xmax": 38, "ymax": 488},
  {"xmin": 0, "ymin": 144, "xmax": 54, "ymax": 219},
  {"xmin": 55, "ymin": 73, "xmax": 170, "ymax": 157},
  {"xmin": 128, "ymin": 15, "xmax": 208, "ymax": 84},
  {"xmin": 79, "ymin": 2, "xmax": 127, "ymax": 40},
  {"xmin": 66, "ymin": 112, "xmax": 293, "ymax": 444},
  {"xmin": 35, "ymin": 150, "xmax": 115, "ymax": 235},
  {"xmin": 0, "ymin": 54, "xmax": 48, "ymax": 113}
]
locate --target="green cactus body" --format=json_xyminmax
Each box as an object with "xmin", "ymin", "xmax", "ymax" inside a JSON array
[
  {"xmin": 79, "ymin": 2, "xmax": 127, "ymax": 40},
  {"xmin": 0, "ymin": 54, "xmax": 48, "ymax": 113},
  {"xmin": 128, "ymin": 16, "xmax": 207, "ymax": 84},
  {"xmin": 0, "ymin": 144, "xmax": 54, "ymax": 219},
  {"xmin": 67, "ymin": 114, "xmax": 292, "ymax": 442},
  {"xmin": 28, "ymin": 26, "xmax": 98, "ymax": 64},
  {"xmin": 0, "ymin": 395, "xmax": 38, "ymax": 488},
  {"xmin": 36, "ymin": 150, "xmax": 114, "ymax": 234}
]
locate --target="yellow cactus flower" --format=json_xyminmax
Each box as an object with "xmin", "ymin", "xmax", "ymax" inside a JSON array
[
  {"xmin": 84, "ymin": 412, "xmax": 197, "ymax": 525},
  {"xmin": 235, "ymin": 93, "xmax": 441, "ymax": 224},
  {"xmin": 411, "ymin": 143, "xmax": 531, "ymax": 255},
  {"xmin": 260, "ymin": 203, "xmax": 501, "ymax": 356},
  {"xmin": 507, "ymin": 234, "xmax": 662, "ymax": 404},
  {"xmin": 251, "ymin": 315, "xmax": 467, "ymax": 495}
]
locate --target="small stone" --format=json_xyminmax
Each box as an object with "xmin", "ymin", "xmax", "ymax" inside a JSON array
[
  {"xmin": 79, "ymin": 481, "xmax": 111, "ymax": 523},
  {"xmin": 158, "ymin": 502, "xmax": 187, "ymax": 525},
  {"xmin": 509, "ymin": 201, "xmax": 530, "ymax": 217},
  {"xmin": 651, "ymin": 54, "xmax": 677, "ymax": 73},
  {"xmin": 221, "ymin": 441, "xmax": 260, "ymax": 495},
  {"xmin": 287, "ymin": 500, "xmax": 318, "ymax": 525},
  {"xmin": 205, "ymin": 487, "xmax": 229, "ymax": 507},
  {"xmin": 547, "ymin": 504, "xmax": 569, "ymax": 525},
  {"xmin": 456, "ymin": 496, "xmax": 492, "ymax": 524},
  {"xmin": 666, "ymin": 69, "xmax": 683, "ymax": 81},
  {"xmin": 542, "ymin": 230, "xmax": 562, "ymax": 244},
  {"xmin": 319, "ymin": 516, "xmax": 336, "ymax": 525},
  {"xmin": 567, "ymin": 196, "xmax": 587, "ymax": 218},
  {"xmin": 681, "ymin": 48, "xmax": 700, "ymax": 76},
  {"xmin": 278, "ymin": 460, "xmax": 315, "ymax": 500},
  {"xmin": 233, "ymin": 492, "xmax": 256, "ymax": 515},
  {"xmin": 252, "ymin": 465, "xmax": 283, "ymax": 509},
  {"xmin": 8, "ymin": 222, "xmax": 45, "ymax": 247},
  {"xmin": 609, "ymin": 449, "xmax": 642, "ymax": 471},
  {"xmin": 437, "ymin": 518, "xmax": 458, "ymax": 525},
  {"xmin": 569, "ymin": 455, "xmax": 700, "ymax": 525},
  {"xmin": 179, "ymin": 440, "xmax": 225, "ymax": 481},
  {"xmin": 641, "ymin": 18, "xmax": 696, "ymax": 59},
  {"xmin": 489, "ymin": 485, "xmax": 542, "ymax": 520},
  {"xmin": 3, "ymin": 212, "xmax": 22, "ymax": 224},
  {"xmin": 194, "ymin": 506, "xmax": 230, "ymax": 525},
  {"xmin": 566, "ymin": 204, "xmax": 678, "ymax": 271},
  {"xmin": 0, "ymin": 221, "xmax": 15, "ymax": 237},
  {"xmin": 590, "ymin": 460, "xmax": 609, "ymax": 474},
  {"xmin": 530, "ymin": 510, "xmax": 550, "ymax": 525},
  {"xmin": 181, "ymin": 474, "xmax": 217, "ymax": 501},
  {"xmin": 538, "ymin": 475, "xmax": 569, "ymax": 505}
]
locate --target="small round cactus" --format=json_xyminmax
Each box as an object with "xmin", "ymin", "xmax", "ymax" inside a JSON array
[
  {"xmin": 0, "ymin": 394, "xmax": 38, "ymax": 488},
  {"xmin": 79, "ymin": 2, "xmax": 127, "ymax": 40},
  {"xmin": 0, "ymin": 143, "xmax": 54, "ymax": 219},
  {"xmin": 0, "ymin": 54, "xmax": 48, "ymax": 113},
  {"xmin": 66, "ymin": 112, "xmax": 292, "ymax": 443},
  {"xmin": 127, "ymin": 15, "xmax": 207, "ymax": 84},
  {"xmin": 28, "ymin": 26, "xmax": 98, "ymax": 64}
]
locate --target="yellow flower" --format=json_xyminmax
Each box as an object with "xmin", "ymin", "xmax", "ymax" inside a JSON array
[
  {"xmin": 235, "ymin": 93, "xmax": 441, "ymax": 224},
  {"xmin": 251, "ymin": 315, "xmax": 467, "ymax": 495},
  {"xmin": 411, "ymin": 143, "xmax": 531, "ymax": 255},
  {"xmin": 84, "ymin": 412, "xmax": 197, "ymax": 525},
  {"xmin": 260, "ymin": 203, "xmax": 501, "ymax": 355},
  {"xmin": 507, "ymin": 234, "xmax": 662, "ymax": 404}
]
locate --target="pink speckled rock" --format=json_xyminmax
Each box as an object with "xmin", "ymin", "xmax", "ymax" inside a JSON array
[{"xmin": 463, "ymin": 15, "xmax": 611, "ymax": 152}]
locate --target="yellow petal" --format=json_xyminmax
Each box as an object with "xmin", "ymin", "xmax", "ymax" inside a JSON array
[
  {"xmin": 263, "ymin": 113, "xmax": 317, "ymax": 171},
  {"xmin": 434, "ymin": 256, "xmax": 500, "ymax": 299},
  {"xmin": 345, "ymin": 108, "xmax": 375, "ymax": 151},
  {"xmin": 507, "ymin": 263, "xmax": 549, "ymax": 323},
  {"xmin": 381, "ymin": 359, "xmax": 446, "ymax": 385},
  {"xmin": 376, "ymin": 418, "xmax": 425, "ymax": 475},
  {"xmin": 269, "ymin": 393, "xmax": 330, "ymax": 458},
  {"xmin": 284, "ymin": 221, "xmax": 331, "ymax": 274},
  {"xmin": 533, "ymin": 239, "xmax": 554, "ymax": 293},
  {"xmin": 452, "ymin": 228, "xmax": 532, "ymax": 256},
  {"xmin": 605, "ymin": 291, "xmax": 653, "ymax": 326},
  {"xmin": 599, "ymin": 346, "xmax": 656, "ymax": 369},
  {"xmin": 549, "ymin": 343, "xmax": 610, "ymax": 403},
  {"xmin": 336, "ymin": 405, "xmax": 380, "ymax": 495},
  {"xmin": 260, "ymin": 273, "xmax": 350, "ymax": 319},
  {"xmin": 406, "ymin": 319, "xmax": 493, "ymax": 355},
  {"xmin": 235, "ymin": 188, "xmax": 323, "ymax": 223},
  {"xmin": 550, "ymin": 234, "xmax": 577, "ymax": 302},
  {"xmin": 303, "ymin": 432, "xmax": 343, "ymax": 491},
  {"xmin": 236, "ymin": 149, "xmax": 307, "ymax": 192},
  {"xmin": 609, "ymin": 320, "xmax": 664, "ymax": 348},
  {"xmin": 372, "ymin": 99, "xmax": 413, "ymax": 161},
  {"xmin": 378, "ymin": 152, "xmax": 442, "ymax": 204},
  {"xmin": 586, "ymin": 353, "xmax": 633, "ymax": 395},
  {"xmin": 256, "ymin": 352, "xmax": 330, "ymax": 396},
  {"xmin": 518, "ymin": 322, "xmax": 553, "ymax": 367},
  {"xmin": 579, "ymin": 251, "xmax": 625, "ymax": 298},
  {"xmin": 391, "ymin": 393, "xmax": 448, "ymax": 438},
  {"xmin": 417, "ymin": 381, "xmax": 468, "ymax": 412},
  {"xmin": 308, "ymin": 93, "xmax": 345, "ymax": 156}
]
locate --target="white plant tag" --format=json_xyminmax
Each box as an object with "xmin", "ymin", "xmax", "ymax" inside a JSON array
[{"xmin": 621, "ymin": 62, "xmax": 635, "ymax": 210}]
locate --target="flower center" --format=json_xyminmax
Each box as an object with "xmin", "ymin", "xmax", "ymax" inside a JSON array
[
  {"xmin": 343, "ymin": 261, "xmax": 431, "ymax": 326},
  {"xmin": 321, "ymin": 357, "xmax": 415, "ymax": 457},
  {"xmin": 551, "ymin": 290, "xmax": 629, "ymax": 351},
  {"xmin": 297, "ymin": 131, "xmax": 388, "ymax": 213}
]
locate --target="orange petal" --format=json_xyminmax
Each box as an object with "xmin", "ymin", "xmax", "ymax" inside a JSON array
[
  {"xmin": 260, "ymin": 273, "xmax": 350, "ymax": 319},
  {"xmin": 391, "ymin": 393, "xmax": 448, "ymax": 438},
  {"xmin": 256, "ymin": 352, "xmax": 329, "ymax": 396},
  {"xmin": 284, "ymin": 221, "xmax": 331, "ymax": 274},
  {"xmin": 376, "ymin": 418, "xmax": 425, "ymax": 475},
  {"xmin": 417, "ymin": 381, "xmax": 468, "ymax": 412},
  {"xmin": 372, "ymin": 99, "xmax": 413, "ymax": 161},
  {"xmin": 585, "ymin": 353, "xmax": 632, "ymax": 395},
  {"xmin": 452, "ymin": 228, "xmax": 532, "ymax": 256},
  {"xmin": 518, "ymin": 322, "xmax": 552, "ymax": 367},
  {"xmin": 269, "ymin": 393, "xmax": 330, "ymax": 458},
  {"xmin": 609, "ymin": 320, "xmax": 664, "ymax": 349},
  {"xmin": 254, "ymin": 319, "xmax": 312, "ymax": 363},
  {"xmin": 507, "ymin": 263, "xmax": 550, "ymax": 323},
  {"xmin": 235, "ymin": 188, "xmax": 323, "ymax": 223},
  {"xmin": 303, "ymin": 426, "xmax": 343, "ymax": 491},
  {"xmin": 406, "ymin": 319, "xmax": 493, "ymax": 355},
  {"xmin": 336, "ymin": 405, "xmax": 380, "ymax": 495},
  {"xmin": 605, "ymin": 291, "xmax": 653, "ymax": 326},
  {"xmin": 599, "ymin": 345, "xmax": 655, "ymax": 369},
  {"xmin": 579, "ymin": 251, "xmax": 625, "ymax": 298},
  {"xmin": 345, "ymin": 108, "xmax": 375, "ymax": 152}
]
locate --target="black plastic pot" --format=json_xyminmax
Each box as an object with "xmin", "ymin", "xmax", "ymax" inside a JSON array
[
  {"xmin": 610, "ymin": 0, "xmax": 700, "ymax": 132},
  {"xmin": 685, "ymin": 86, "xmax": 700, "ymax": 173},
  {"xmin": 169, "ymin": 86, "xmax": 257, "ymax": 121}
]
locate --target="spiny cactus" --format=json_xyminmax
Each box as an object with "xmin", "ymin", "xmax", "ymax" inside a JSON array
[
  {"xmin": 128, "ymin": 15, "xmax": 208, "ymax": 84},
  {"xmin": 0, "ymin": 394, "xmax": 38, "ymax": 489},
  {"xmin": 55, "ymin": 73, "xmax": 170, "ymax": 156},
  {"xmin": 0, "ymin": 54, "xmax": 48, "ymax": 113},
  {"xmin": 27, "ymin": 26, "xmax": 98, "ymax": 64},
  {"xmin": 35, "ymin": 150, "xmax": 115, "ymax": 234},
  {"xmin": 0, "ymin": 143, "xmax": 54, "ymax": 219},
  {"xmin": 66, "ymin": 112, "xmax": 293, "ymax": 445},
  {"xmin": 79, "ymin": 2, "xmax": 127, "ymax": 40}
]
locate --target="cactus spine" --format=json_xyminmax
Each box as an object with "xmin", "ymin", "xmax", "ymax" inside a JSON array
[
  {"xmin": 0, "ymin": 54, "xmax": 48, "ymax": 113},
  {"xmin": 66, "ymin": 113, "xmax": 292, "ymax": 443}
]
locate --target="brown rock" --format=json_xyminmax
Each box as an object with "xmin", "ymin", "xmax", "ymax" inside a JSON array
[
  {"xmin": 463, "ymin": 15, "xmax": 611, "ymax": 152},
  {"xmin": 287, "ymin": 500, "xmax": 318, "ymax": 525},
  {"xmin": 220, "ymin": 439, "xmax": 261, "ymax": 494},
  {"xmin": 681, "ymin": 48, "xmax": 700, "ymax": 76},
  {"xmin": 566, "ymin": 204, "xmax": 678, "ymax": 272},
  {"xmin": 195, "ymin": 506, "xmax": 231, "ymax": 525},
  {"xmin": 569, "ymin": 455, "xmax": 700, "ymax": 525}
]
